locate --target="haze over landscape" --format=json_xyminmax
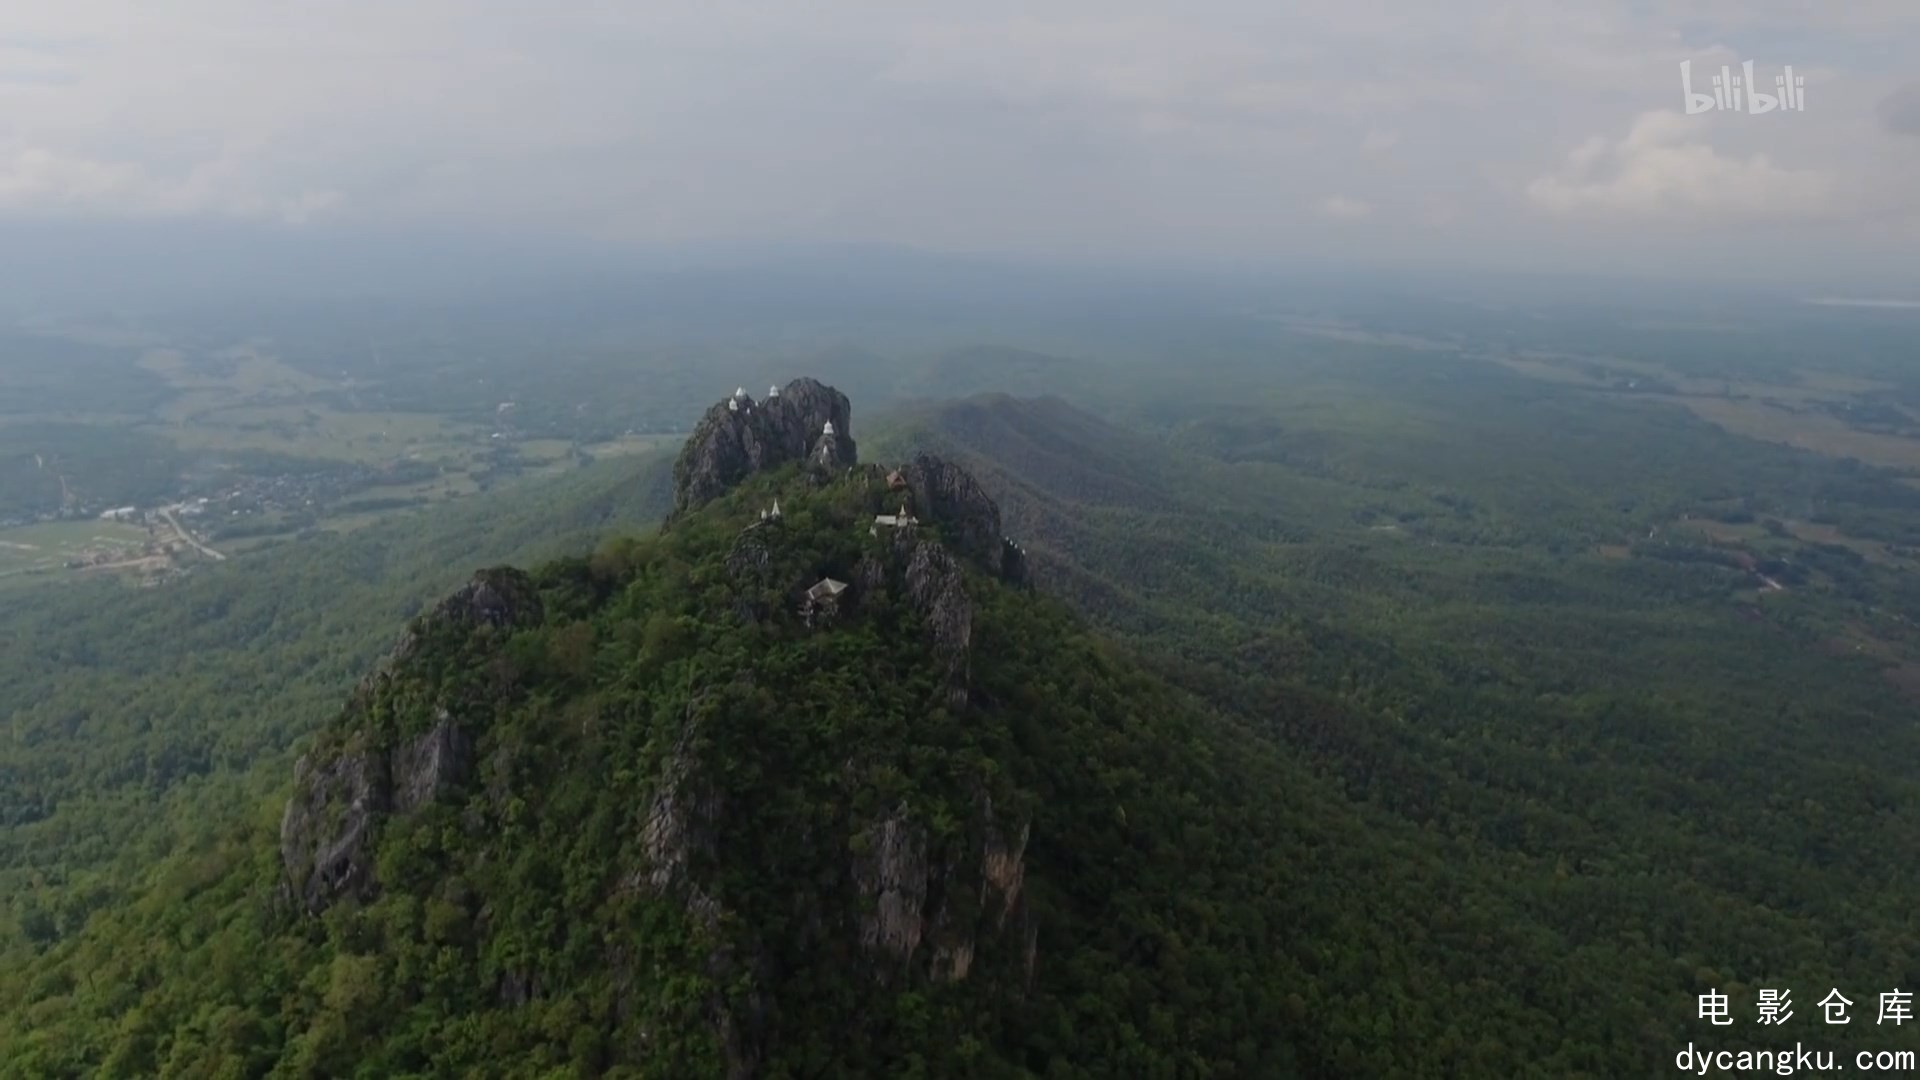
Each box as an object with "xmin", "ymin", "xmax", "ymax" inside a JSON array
[
  {"xmin": 3, "ymin": 1, "xmax": 1919, "ymax": 291},
  {"xmin": 3, "ymin": 3, "xmax": 1920, "ymax": 1077}
]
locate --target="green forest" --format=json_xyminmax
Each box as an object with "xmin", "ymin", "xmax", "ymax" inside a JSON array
[
  {"xmin": 5, "ymin": 305, "xmax": 1920, "ymax": 1076},
  {"xmin": 6, "ymin": 4, "xmax": 1920, "ymax": 1070}
]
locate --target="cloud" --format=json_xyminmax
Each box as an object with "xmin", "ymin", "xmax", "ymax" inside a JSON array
[
  {"xmin": 1317, "ymin": 195, "xmax": 1373, "ymax": 220},
  {"xmin": 0, "ymin": 37, "xmax": 83, "ymax": 87},
  {"xmin": 1419, "ymin": 196, "xmax": 1461, "ymax": 229},
  {"xmin": 1879, "ymin": 84, "xmax": 1920, "ymax": 137},
  {"xmin": 0, "ymin": 144, "xmax": 343, "ymax": 224},
  {"xmin": 1525, "ymin": 111, "xmax": 1836, "ymax": 221},
  {"xmin": 0, "ymin": 1, "xmax": 1911, "ymax": 282}
]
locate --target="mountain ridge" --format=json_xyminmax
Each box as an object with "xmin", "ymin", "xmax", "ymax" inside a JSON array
[{"xmin": 235, "ymin": 380, "xmax": 1312, "ymax": 1076}]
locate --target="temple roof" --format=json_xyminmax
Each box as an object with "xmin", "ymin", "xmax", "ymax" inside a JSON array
[{"xmin": 806, "ymin": 577, "xmax": 848, "ymax": 600}]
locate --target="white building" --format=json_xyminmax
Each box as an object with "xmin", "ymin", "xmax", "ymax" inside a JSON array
[
  {"xmin": 870, "ymin": 503, "xmax": 918, "ymax": 535},
  {"xmin": 806, "ymin": 577, "xmax": 848, "ymax": 602},
  {"xmin": 800, "ymin": 576, "xmax": 849, "ymax": 626}
]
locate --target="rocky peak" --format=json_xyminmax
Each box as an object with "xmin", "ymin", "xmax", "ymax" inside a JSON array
[
  {"xmin": 439, "ymin": 566, "xmax": 545, "ymax": 629},
  {"xmin": 810, "ymin": 427, "xmax": 853, "ymax": 473},
  {"xmin": 274, "ymin": 418, "xmax": 1047, "ymax": 1068},
  {"xmin": 671, "ymin": 377, "xmax": 856, "ymax": 514},
  {"xmin": 392, "ymin": 566, "xmax": 544, "ymax": 663},
  {"xmin": 896, "ymin": 453, "xmax": 1028, "ymax": 582}
]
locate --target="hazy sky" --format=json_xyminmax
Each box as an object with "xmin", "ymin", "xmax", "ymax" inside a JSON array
[{"xmin": 2, "ymin": 1, "xmax": 1917, "ymax": 288}]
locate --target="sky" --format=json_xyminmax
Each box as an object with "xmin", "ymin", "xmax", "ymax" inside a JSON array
[{"xmin": 1, "ymin": 1, "xmax": 1917, "ymax": 292}]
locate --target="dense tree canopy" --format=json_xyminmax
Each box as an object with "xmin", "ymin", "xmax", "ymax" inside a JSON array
[{"xmin": 7, "ymin": 352, "xmax": 1920, "ymax": 1076}]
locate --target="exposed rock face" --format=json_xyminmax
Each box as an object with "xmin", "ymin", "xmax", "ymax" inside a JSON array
[
  {"xmin": 850, "ymin": 552, "xmax": 889, "ymax": 605},
  {"xmin": 635, "ymin": 712, "xmax": 725, "ymax": 926},
  {"xmin": 393, "ymin": 566, "xmax": 544, "ymax": 662},
  {"xmin": 898, "ymin": 537, "xmax": 973, "ymax": 707},
  {"xmin": 279, "ymin": 745, "xmax": 388, "ymax": 915},
  {"xmin": 851, "ymin": 796, "xmax": 1034, "ymax": 988},
  {"xmin": 671, "ymin": 378, "xmax": 855, "ymax": 514},
  {"xmin": 895, "ymin": 452, "xmax": 1030, "ymax": 584},
  {"xmin": 810, "ymin": 430, "xmax": 852, "ymax": 473},
  {"xmin": 725, "ymin": 526, "xmax": 775, "ymax": 584},
  {"xmin": 393, "ymin": 710, "xmax": 471, "ymax": 813},
  {"xmin": 280, "ymin": 569, "xmax": 531, "ymax": 915},
  {"xmin": 280, "ymin": 713, "xmax": 479, "ymax": 915},
  {"xmin": 853, "ymin": 806, "xmax": 931, "ymax": 965},
  {"xmin": 981, "ymin": 813, "xmax": 1031, "ymax": 931},
  {"xmin": 898, "ymin": 454, "xmax": 1001, "ymax": 567},
  {"xmin": 724, "ymin": 526, "xmax": 778, "ymax": 623},
  {"xmin": 633, "ymin": 696, "xmax": 768, "ymax": 1079},
  {"xmin": 850, "ymin": 527, "xmax": 979, "ymax": 708},
  {"xmin": 778, "ymin": 378, "xmax": 854, "ymax": 458},
  {"xmin": 440, "ymin": 567, "xmax": 544, "ymax": 629},
  {"xmin": 971, "ymin": 801, "xmax": 1037, "ymax": 989}
]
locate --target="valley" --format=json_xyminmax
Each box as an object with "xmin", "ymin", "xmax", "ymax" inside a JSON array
[{"xmin": 0, "ymin": 325, "xmax": 685, "ymax": 587}]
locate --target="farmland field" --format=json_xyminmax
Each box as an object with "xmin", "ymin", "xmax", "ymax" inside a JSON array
[{"xmin": 0, "ymin": 520, "xmax": 156, "ymax": 586}]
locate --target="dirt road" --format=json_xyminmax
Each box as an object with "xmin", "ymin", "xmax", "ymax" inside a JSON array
[{"xmin": 160, "ymin": 507, "xmax": 226, "ymax": 562}]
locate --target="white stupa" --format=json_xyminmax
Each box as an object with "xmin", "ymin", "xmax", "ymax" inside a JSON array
[
  {"xmin": 728, "ymin": 397, "xmax": 739, "ymax": 412},
  {"xmin": 822, "ymin": 421, "xmax": 835, "ymax": 436},
  {"xmin": 768, "ymin": 384, "xmax": 781, "ymax": 398},
  {"xmin": 734, "ymin": 386, "xmax": 747, "ymax": 399}
]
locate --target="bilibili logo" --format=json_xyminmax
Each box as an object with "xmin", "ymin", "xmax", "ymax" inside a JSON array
[{"xmin": 1680, "ymin": 60, "xmax": 1806, "ymax": 114}]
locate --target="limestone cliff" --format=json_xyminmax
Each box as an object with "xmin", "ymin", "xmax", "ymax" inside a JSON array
[
  {"xmin": 852, "ymin": 796, "xmax": 1034, "ymax": 988},
  {"xmin": 896, "ymin": 454, "xmax": 1001, "ymax": 567},
  {"xmin": 671, "ymin": 378, "xmax": 855, "ymax": 514},
  {"xmin": 279, "ymin": 567, "xmax": 540, "ymax": 915}
]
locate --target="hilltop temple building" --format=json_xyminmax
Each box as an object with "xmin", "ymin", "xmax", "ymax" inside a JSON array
[{"xmin": 871, "ymin": 502, "xmax": 918, "ymax": 536}]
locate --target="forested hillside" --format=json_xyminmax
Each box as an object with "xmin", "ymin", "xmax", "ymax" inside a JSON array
[
  {"xmin": 868, "ymin": 390, "xmax": 1920, "ymax": 1070},
  {"xmin": 4, "ymin": 410, "xmax": 1341, "ymax": 1076},
  {"xmin": 0, "ymin": 454, "xmax": 673, "ymax": 975},
  {"xmin": 6, "ymin": 371, "xmax": 1920, "ymax": 1076}
]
